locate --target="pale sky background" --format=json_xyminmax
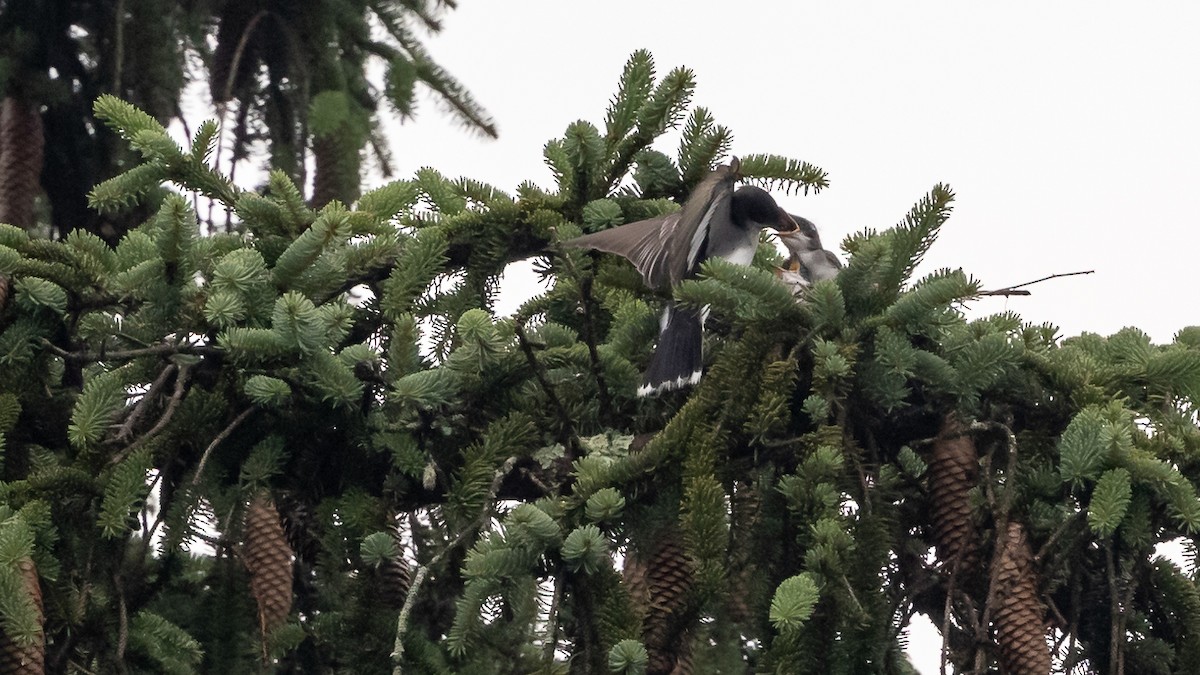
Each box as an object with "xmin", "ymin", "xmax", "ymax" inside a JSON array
[
  {"xmin": 383, "ymin": 1, "xmax": 1200, "ymax": 346},
  {"xmin": 374, "ymin": 3, "xmax": 1198, "ymax": 671}
]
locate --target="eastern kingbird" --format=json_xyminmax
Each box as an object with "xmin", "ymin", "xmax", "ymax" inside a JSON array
[{"xmin": 563, "ymin": 158, "xmax": 798, "ymax": 396}]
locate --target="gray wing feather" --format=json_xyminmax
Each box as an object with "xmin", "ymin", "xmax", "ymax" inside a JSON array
[
  {"xmin": 561, "ymin": 213, "xmax": 682, "ymax": 289},
  {"xmin": 561, "ymin": 165, "xmax": 737, "ymax": 289}
]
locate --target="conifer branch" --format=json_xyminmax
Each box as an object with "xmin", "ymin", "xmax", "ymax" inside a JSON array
[
  {"xmin": 115, "ymin": 573, "xmax": 129, "ymax": 672},
  {"xmin": 1106, "ymin": 543, "xmax": 1122, "ymax": 674},
  {"xmin": 391, "ymin": 456, "xmax": 519, "ymax": 673},
  {"xmin": 577, "ymin": 275, "xmax": 615, "ymax": 425},
  {"xmin": 108, "ymin": 365, "xmax": 192, "ymax": 466},
  {"xmin": 542, "ymin": 572, "xmax": 565, "ymax": 664},
  {"xmin": 977, "ymin": 422, "xmax": 1020, "ymax": 656},
  {"xmin": 1033, "ymin": 512, "xmax": 1085, "ymax": 564},
  {"xmin": 978, "ymin": 270, "xmax": 1094, "ymax": 297},
  {"xmin": 513, "ymin": 320, "xmax": 579, "ymax": 457},
  {"xmin": 192, "ymin": 407, "xmax": 257, "ymax": 486},
  {"xmin": 553, "ymin": 238, "xmax": 614, "ymax": 425},
  {"xmin": 41, "ymin": 339, "xmax": 221, "ymax": 364},
  {"xmin": 218, "ymin": 10, "xmax": 269, "ymax": 103},
  {"xmin": 112, "ymin": 0, "xmax": 125, "ymax": 94},
  {"xmin": 115, "ymin": 365, "xmax": 178, "ymax": 443}
]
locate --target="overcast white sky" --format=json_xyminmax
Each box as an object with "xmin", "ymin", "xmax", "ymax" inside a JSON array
[
  {"xmin": 374, "ymin": 3, "xmax": 1200, "ymax": 670},
  {"xmin": 384, "ymin": 1, "xmax": 1200, "ymax": 345}
]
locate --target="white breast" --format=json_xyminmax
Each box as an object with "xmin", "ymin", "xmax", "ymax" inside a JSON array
[{"xmin": 721, "ymin": 238, "xmax": 758, "ymax": 267}]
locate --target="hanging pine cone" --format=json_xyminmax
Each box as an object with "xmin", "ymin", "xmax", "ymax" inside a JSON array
[
  {"xmin": 668, "ymin": 636, "xmax": 693, "ymax": 675},
  {"xmin": 929, "ymin": 414, "xmax": 982, "ymax": 576},
  {"xmin": 0, "ymin": 557, "xmax": 44, "ymax": 675},
  {"xmin": 377, "ymin": 526, "xmax": 412, "ymax": 608},
  {"xmin": 623, "ymin": 547, "xmax": 651, "ymax": 621},
  {"xmin": 0, "ymin": 98, "xmax": 45, "ymax": 230},
  {"xmin": 243, "ymin": 495, "xmax": 294, "ymax": 641},
  {"xmin": 0, "ymin": 274, "xmax": 10, "ymax": 312},
  {"xmin": 993, "ymin": 522, "xmax": 1051, "ymax": 674},
  {"xmin": 641, "ymin": 529, "xmax": 695, "ymax": 675}
]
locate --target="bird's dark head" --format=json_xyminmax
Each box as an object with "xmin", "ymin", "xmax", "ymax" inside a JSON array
[{"xmin": 732, "ymin": 185, "xmax": 797, "ymax": 232}]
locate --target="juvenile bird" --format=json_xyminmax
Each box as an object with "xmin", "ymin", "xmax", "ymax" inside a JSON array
[
  {"xmin": 775, "ymin": 215, "xmax": 842, "ymax": 291},
  {"xmin": 563, "ymin": 158, "xmax": 798, "ymax": 395}
]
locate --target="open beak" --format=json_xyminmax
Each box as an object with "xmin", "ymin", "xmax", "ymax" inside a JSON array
[{"xmin": 774, "ymin": 227, "xmax": 813, "ymax": 256}]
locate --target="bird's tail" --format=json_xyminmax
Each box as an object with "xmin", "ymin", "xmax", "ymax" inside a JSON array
[{"xmin": 638, "ymin": 303, "xmax": 703, "ymax": 397}]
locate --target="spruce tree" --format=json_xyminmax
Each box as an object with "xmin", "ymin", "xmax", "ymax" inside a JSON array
[
  {"xmin": 0, "ymin": 50, "xmax": 1197, "ymax": 675},
  {"xmin": 0, "ymin": 0, "xmax": 490, "ymax": 241}
]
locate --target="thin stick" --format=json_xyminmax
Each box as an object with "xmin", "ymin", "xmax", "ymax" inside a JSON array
[
  {"xmin": 41, "ymin": 339, "xmax": 220, "ymax": 364},
  {"xmin": 1034, "ymin": 511, "xmax": 1084, "ymax": 564},
  {"xmin": 220, "ymin": 10, "xmax": 269, "ymax": 103},
  {"xmin": 514, "ymin": 320, "xmax": 579, "ymax": 457},
  {"xmin": 391, "ymin": 456, "xmax": 519, "ymax": 673},
  {"xmin": 979, "ymin": 270, "xmax": 1094, "ymax": 297},
  {"xmin": 940, "ymin": 566, "xmax": 956, "ymax": 675},
  {"xmin": 112, "ymin": 0, "xmax": 125, "ymax": 94},
  {"xmin": 108, "ymin": 365, "xmax": 192, "ymax": 465},
  {"xmin": 553, "ymin": 237, "xmax": 615, "ymax": 425},
  {"xmin": 115, "ymin": 573, "xmax": 129, "ymax": 673},
  {"xmin": 139, "ymin": 470, "xmax": 165, "ymax": 560},
  {"xmin": 192, "ymin": 407, "xmax": 257, "ymax": 485},
  {"xmin": 978, "ymin": 423, "xmax": 1020, "ymax": 664},
  {"xmin": 116, "ymin": 365, "xmax": 178, "ymax": 442},
  {"xmin": 576, "ymin": 274, "xmax": 615, "ymax": 425},
  {"xmin": 542, "ymin": 571, "xmax": 565, "ymax": 663},
  {"xmin": 1106, "ymin": 543, "xmax": 1122, "ymax": 675}
]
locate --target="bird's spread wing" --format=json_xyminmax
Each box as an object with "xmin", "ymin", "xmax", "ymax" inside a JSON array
[
  {"xmin": 562, "ymin": 164, "xmax": 738, "ymax": 289},
  {"xmin": 562, "ymin": 213, "xmax": 679, "ymax": 289}
]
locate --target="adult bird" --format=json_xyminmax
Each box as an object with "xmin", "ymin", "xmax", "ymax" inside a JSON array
[
  {"xmin": 562, "ymin": 158, "xmax": 799, "ymax": 396},
  {"xmin": 775, "ymin": 215, "xmax": 842, "ymax": 292}
]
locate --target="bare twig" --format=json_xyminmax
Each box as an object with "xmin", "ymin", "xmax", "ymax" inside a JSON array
[
  {"xmin": 66, "ymin": 660, "xmax": 99, "ymax": 675},
  {"xmin": 940, "ymin": 566, "xmax": 955, "ymax": 675},
  {"xmin": 115, "ymin": 573, "xmax": 129, "ymax": 673},
  {"xmin": 112, "ymin": 0, "xmax": 125, "ymax": 93},
  {"xmin": 138, "ymin": 470, "xmax": 166, "ymax": 560},
  {"xmin": 220, "ymin": 9, "xmax": 269, "ymax": 103},
  {"xmin": 391, "ymin": 456, "xmax": 520, "ymax": 673},
  {"xmin": 108, "ymin": 365, "xmax": 192, "ymax": 465},
  {"xmin": 576, "ymin": 274, "xmax": 615, "ymax": 424},
  {"xmin": 552, "ymin": 237, "xmax": 615, "ymax": 424},
  {"xmin": 1106, "ymin": 543, "xmax": 1123, "ymax": 675},
  {"xmin": 542, "ymin": 571, "xmax": 565, "ymax": 663},
  {"xmin": 115, "ymin": 332, "xmax": 154, "ymax": 349},
  {"xmin": 979, "ymin": 269, "xmax": 1095, "ymax": 297},
  {"xmin": 116, "ymin": 364, "xmax": 178, "ymax": 442},
  {"xmin": 41, "ymin": 338, "xmax": 220, "ymax": 364},
  {"xmin": 979, "ymin": 423, "xmax": 1021, "ymax": 664},
  {"xmin": 1034, "ymin": 511, "xmax": 1085, "ymax": 564},
  {"xmin": 513, "ymin": 320, "xmax": 579, "ymax": 456},
  {"xmin": 192, "ymin": 407, "xmax": 257, "ymax": 485}
]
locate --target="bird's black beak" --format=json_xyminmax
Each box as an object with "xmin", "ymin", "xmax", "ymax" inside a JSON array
[{"xmin": 772, "ymin": 208, "xmax": 799, "ymax": 233}]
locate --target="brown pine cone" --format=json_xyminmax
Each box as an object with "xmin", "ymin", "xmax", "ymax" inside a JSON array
[
  {"xmin": 243, "ymin": 495, "xmax": 294, "ymax": 638},
  {"xmin": 929, "ymin": 414, "xmax": 982, "ymax": 576},
  {"xmin": 377, "ymin": 526, "xmax": 411, "ymax": 608},
  {"xmin": 0, "ymin": 98, "xmax": 44, "ymax": 230},
  {"xmin": 0, "ymin": 557, "xmax": 44, "ymax": 674},
  {"xmin": 641, "ymin": 530, "xmax": 695, "ymax": 675},
  {"xmin": 993, "ymin": 522, "xmax": 1051, "ymax": 675}
]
